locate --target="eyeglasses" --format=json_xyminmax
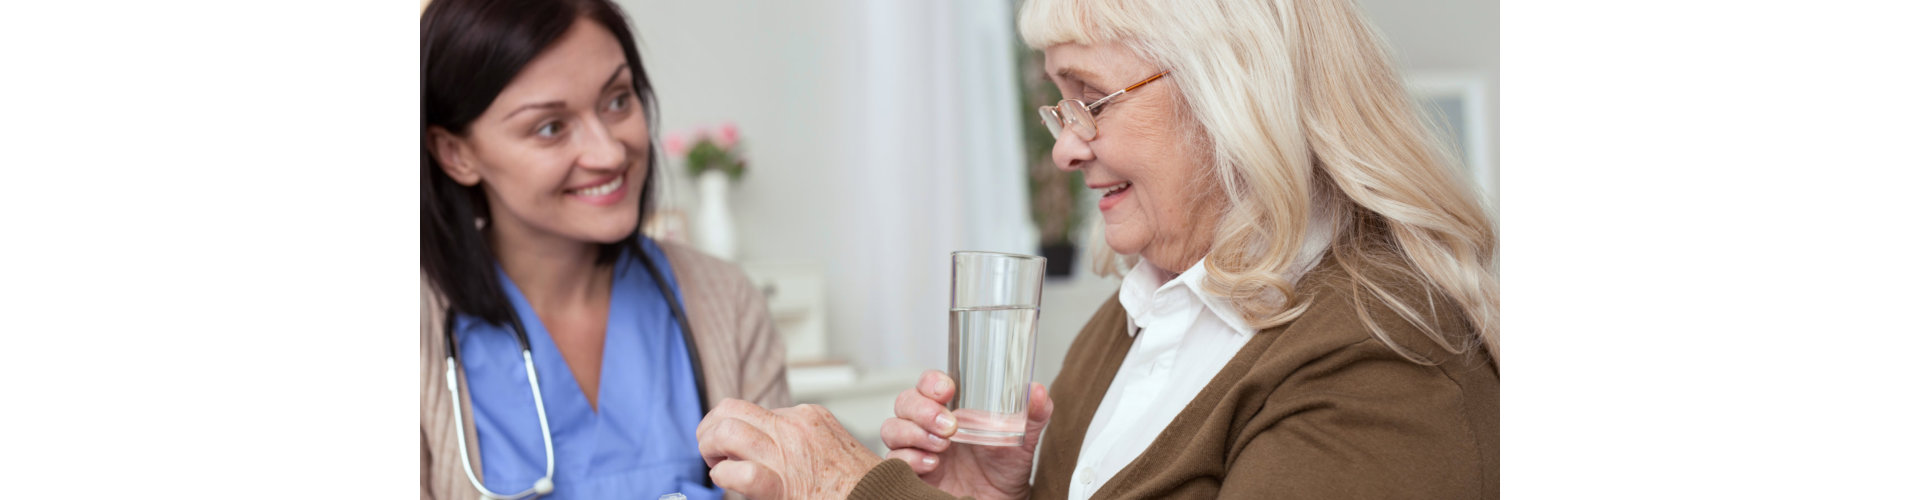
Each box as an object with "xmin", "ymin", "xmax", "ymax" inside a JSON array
[{"xmin": 1038, "ymin": 70, "xmax": 1170, "ymax": 141}]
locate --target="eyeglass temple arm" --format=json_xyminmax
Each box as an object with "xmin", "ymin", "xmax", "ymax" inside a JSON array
[{"xmin": 1087, "ymin": 70, "xmax": 1171, "ymax": 111}]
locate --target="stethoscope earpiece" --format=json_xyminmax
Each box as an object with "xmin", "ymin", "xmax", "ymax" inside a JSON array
[{"xmin": 533, "ymin": 477, "xmax": 554, "ymax": 495}]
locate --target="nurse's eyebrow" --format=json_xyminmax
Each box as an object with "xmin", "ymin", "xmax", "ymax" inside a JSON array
[
  {"xmin": 504, "ymin": 101, "xmax": 564, "ymax": 120},
  {"xmin": 601, "ymin": 63, "xmax": 630, "ymax": 91},
  {"xmin": 503, "ymin": 64, "xmax": 635, "ymax": 120}
]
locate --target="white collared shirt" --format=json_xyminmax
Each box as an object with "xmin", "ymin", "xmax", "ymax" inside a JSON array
[{"xmin": 1067, "ymin": 223, "xmax": 1333, "ymax": 500}]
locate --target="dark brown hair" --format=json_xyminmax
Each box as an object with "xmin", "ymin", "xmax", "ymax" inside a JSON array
[{"xmin": 420, "ymin": 0, "xmax": 660, "ymax": 326}]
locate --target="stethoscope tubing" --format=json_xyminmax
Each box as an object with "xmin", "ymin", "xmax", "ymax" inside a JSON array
[
  {"xmin": 440, "ymin": 245, "xmax": 710, "ymax": 499},
  {"xmin": 445, "ymin": 350, "xmax": 554, "ymax": 500}
]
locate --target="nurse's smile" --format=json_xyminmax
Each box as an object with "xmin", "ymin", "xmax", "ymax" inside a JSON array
[{"xmin": 566, "ymin": 170, "xmax": 629, "ymax": 206}]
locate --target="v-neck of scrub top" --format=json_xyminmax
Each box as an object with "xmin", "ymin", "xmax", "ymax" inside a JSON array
[{"xmin": 452, "ymin": 239, "xmax": 717, "ymax": 500}]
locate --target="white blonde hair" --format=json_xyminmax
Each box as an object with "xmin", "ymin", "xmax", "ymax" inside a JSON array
[{"xmin": 1021, "ymin": 0, "xmax": 1500, "ymax": 365}]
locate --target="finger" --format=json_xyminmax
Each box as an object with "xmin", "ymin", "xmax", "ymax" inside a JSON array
[
  {"xmin": 916, "ymin": 369, "xmax": 957, "ymax": 404},
  {"xmin": 697, "ymin": 398, "xmax": 777, "ymax": 443},
  {"xmin": 885, "ymin": 448, "xmax": 941, "ymax": 475},
  {"xmin": 697, "ymin": 417, "xmax": 780, "ymax": 468},
  {"xmin": 710, "ymin": 459, "xmax": 784, "ymax": 500},
  {"xmin": 893, "ymin": 385, "xmax": 957, "ymax": 437},
  {"xmin": 880, "ymin": 417, "xmax": 949, "ymax": 453}
]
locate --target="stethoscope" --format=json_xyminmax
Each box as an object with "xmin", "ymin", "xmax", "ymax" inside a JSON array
[{"xmin": 441, "ymin": 246, "xmax": 710, "ymax": 499}]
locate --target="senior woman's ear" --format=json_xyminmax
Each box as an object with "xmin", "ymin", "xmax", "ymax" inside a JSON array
[{"xmin": 426, "ymin": 126, "xmax": 483, "ymax": 187}]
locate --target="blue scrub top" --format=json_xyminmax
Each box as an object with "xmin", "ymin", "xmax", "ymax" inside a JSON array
[{"xmin": 453, "ymin": 238, "xmax": 717, "ymax": 500}]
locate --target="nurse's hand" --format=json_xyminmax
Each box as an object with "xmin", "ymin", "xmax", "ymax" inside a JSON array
[
  {"xmin": 697, "ymin": 399, "xmax": 882, "ymax": 500},
  {"xmin": 879, "ymin": 370, "xmax": 1052, "ymax": 500}
]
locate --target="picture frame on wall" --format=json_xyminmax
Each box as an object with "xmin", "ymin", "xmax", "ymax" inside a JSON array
[{"xmin": 1407, "ymin": 72, "xmax": 1497, "ymax": 210}]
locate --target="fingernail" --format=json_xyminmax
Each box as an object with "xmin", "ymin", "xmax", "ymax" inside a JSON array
[
  {"xmin": 921, "ymin": 456, "xmax": 938, "ymax": 467},
  {"xmin": 935, "ymin": 413, "xmax": 956, "ymax": 432},
  {"xmin": 928, "ymin": 433, "xmax": 947, "ymax": 446}
]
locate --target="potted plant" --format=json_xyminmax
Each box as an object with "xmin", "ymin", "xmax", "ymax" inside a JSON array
[
  {"xmin": 670, "ymin": 122, "xmax": 748, "ymax": 181},
  {"xmin": 1018, "ymin": 49, "xmax": 1082, "ymax": 277},
  {"xmin": 666, "ymin": 123, "xmax": 748, "ymax": 260}
]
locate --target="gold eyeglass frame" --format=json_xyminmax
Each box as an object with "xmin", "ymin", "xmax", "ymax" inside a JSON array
[{"xmin": 1038, "ymin": 70, "xmax": 1171, "ymax": 141}]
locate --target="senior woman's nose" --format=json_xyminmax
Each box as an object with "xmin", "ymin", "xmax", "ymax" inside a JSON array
[{"xmin": 1050, "ymin": 129, "xmax": 1094, "ymax": 171}]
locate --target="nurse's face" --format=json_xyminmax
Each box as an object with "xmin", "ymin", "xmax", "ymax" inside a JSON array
[{"xmin": 429, "ymin": 17, "xmax": 648, "ymax": 246}]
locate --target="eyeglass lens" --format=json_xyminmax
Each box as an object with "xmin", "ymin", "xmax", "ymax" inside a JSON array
[{"xmin": 1038, "ymin": 100, "xmax": 1096, "ymax": 140}]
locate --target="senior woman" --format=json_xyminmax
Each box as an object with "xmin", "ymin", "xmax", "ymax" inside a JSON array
[{"xmin": 695, "ymin": 0, "xmax": 1499, "ymax": 499}]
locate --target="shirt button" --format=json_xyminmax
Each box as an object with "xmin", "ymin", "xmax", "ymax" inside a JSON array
[{"xmin": 1078, "ymin": 468, "xmax": 1093, "ymax": 485}]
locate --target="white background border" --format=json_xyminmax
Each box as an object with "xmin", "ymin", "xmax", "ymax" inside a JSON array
[{"xmin": 1, "ymin": 0, "xmax": 1915, "ymax": 497}]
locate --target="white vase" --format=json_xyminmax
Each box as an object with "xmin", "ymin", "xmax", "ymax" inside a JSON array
[{"xmin": 693, "ymin": 170, "xmax": 737, "ymax": 260}]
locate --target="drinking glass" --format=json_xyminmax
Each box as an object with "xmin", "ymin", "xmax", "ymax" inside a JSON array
[{"xmin": 947, "ymin": 251, "xmax": 1046, "ymax": 447}]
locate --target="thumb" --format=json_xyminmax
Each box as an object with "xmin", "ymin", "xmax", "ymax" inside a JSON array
[
  {"xmin": 710, "ymin": 460, "xmax": 785, "ymax": 500},
  {"xmin": 1023, "ymin": 382, "xmax": 1052, "ymax": 437}
]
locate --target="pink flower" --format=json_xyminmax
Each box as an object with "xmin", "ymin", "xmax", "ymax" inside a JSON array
[
  {"xmin": 716, "ymin": 122, "xmax": 739, "ymax": 148},
  {"xmin": 665, "ymin": 132, "xmax": 687, "ymax": 156}
]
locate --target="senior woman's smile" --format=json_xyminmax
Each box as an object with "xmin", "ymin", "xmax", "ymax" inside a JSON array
[{"xmin": 1089, "ymin": 179, "xmax": 1129, "ymax": 210}]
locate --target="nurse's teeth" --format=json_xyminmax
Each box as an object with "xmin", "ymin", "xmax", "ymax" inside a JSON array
[
  {"xmin": 576, "ymin": 176, "xmax": 622, "ymax": 196},
  {"xmin": 1102, "ymin": 182, "xmax": 1130, "ymax": 196}
]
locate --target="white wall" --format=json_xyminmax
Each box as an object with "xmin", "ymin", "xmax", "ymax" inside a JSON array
[
  {"xmin": 619, "ymin": 0, "xmax": 1031, "ymax": 371},
  {"xmin": 1358, "ymin": 0, "xmax": 1501, "ymax": 201}
]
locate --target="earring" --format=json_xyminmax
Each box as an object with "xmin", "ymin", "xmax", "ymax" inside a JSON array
[{"xmin": 474, "ymin": 217, "xmax": 487, "ymax": 230}]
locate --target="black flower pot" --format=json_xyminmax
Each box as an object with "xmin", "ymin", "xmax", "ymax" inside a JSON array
[{"xmin": 1039, "ymin": 243, "xmax": 1077, "ymax": 278}]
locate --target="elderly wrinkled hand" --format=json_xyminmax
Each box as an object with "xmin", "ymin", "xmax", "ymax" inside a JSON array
[
  {"xmin": 878, "ymin": 370, "xmax": 1052, "ymax": 500},
  {"xmin": 696, "ymin": 399, "xmax": 883, "ymax": 500}
]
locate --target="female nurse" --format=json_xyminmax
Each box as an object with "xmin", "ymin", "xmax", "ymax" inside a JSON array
[{"xmin": 419, "ymin": 0, "xmax": 790, "ymax": 498}]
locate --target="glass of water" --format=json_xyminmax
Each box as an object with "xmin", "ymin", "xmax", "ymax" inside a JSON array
[{"xmin": 947, "ymin": 251, "xmax": 1046, "ymax": 447}]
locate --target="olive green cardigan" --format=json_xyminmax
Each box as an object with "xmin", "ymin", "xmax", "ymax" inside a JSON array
[{"xmin": 851, "ymin": 258, "xmax": 1499, "ymax": 499}]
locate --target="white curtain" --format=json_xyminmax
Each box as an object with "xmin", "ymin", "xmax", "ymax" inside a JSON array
[
  {"xmin": 839, "ymin": 0, "xmax": 1033, "ymax": 369},
  {"xmin": 622, "ymin": 0, "xmax": 1032, "ymax": 371}
]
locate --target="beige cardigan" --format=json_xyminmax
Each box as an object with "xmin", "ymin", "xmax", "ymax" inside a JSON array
[
  {"xmin": 420, "ymin": 241, "xmax": 791, "ymax": 500},
  {"xmin": 851, "ymin": 256, "xmax": 1499, "ymax": 499}
]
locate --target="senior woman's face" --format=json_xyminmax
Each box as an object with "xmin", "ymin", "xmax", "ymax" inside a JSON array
[
  {"xmin": 430, "ymin": 18, "xmax": 648, "ymax": 245},
  {"xmin": 1045, "ymin": 42, "xmax": 1221, "ymax": 272}
]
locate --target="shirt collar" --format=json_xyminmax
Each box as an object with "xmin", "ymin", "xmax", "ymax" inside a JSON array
[
  {"xmin": 1114, "ymin": 206, "xmax": 1338, "ymax": 338},
  {"xmin": 1118, "ymin": 257, "xmax": 1255, "ymax": 338},
  {"xmin": 1117, "ymin": 258, "xmax": 1172, "ymax": 337}
]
